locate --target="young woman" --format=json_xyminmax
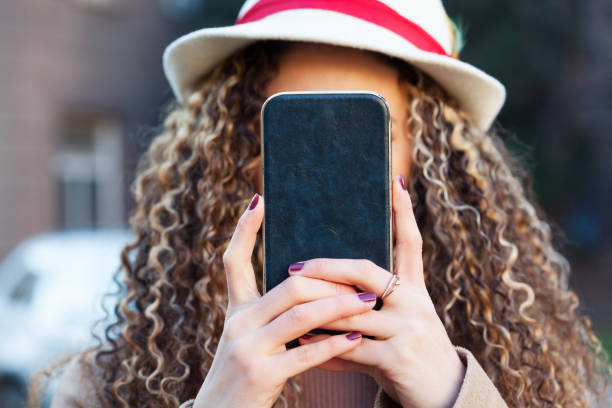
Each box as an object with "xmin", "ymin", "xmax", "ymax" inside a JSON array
[{"xmin": 30, "ymin": 1, "xmax": 611, "ymax": 407}]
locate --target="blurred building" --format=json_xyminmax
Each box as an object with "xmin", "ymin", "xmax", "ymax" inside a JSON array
[{"xmin": 0, "ymin": 0, "xmax": 190, "ymax": 260}]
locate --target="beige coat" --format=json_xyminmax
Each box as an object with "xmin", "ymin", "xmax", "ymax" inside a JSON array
[{"xmin": 50, "ymin": 345, "xmax": 508, "ymax": 407}]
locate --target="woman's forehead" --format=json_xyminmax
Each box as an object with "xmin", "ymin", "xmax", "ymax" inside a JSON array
[
  {"xmin": 272, "ymin": 42, "xmax": 397, "ymax": 83},
  {"xmin": 265, "ymin": 42, "xmax": 408, "ymax": 119}
]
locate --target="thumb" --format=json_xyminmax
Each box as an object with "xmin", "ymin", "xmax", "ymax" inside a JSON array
[
  {"xmin": 393, "ymin": 174, "xmax": 425, "ymax": 288},
  {"xmin": 222, "ymin": 193, "xmax": 264, "ymax": 307}
]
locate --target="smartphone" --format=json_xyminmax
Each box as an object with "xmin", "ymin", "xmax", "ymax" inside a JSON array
[{"xmin": 260, "ymin": 91, "xmax": 392, "ymax": 349}]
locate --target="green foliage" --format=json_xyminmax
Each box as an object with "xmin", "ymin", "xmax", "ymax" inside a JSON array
[
  {"xmin": 595, "ymin": 329, "xmax": 612, "ymax": 375},
  {"xmin": 443, "ymin": 1, "xmax": 581, "ymax": 212}
]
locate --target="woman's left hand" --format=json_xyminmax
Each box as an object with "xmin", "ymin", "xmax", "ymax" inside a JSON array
[{"xmin": 289, "ymin": 174, "xmax": 466, "ymax": 408}]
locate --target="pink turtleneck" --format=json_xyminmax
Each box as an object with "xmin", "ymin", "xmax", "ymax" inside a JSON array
[{"xmin": 297, "ymin": 367, "xmax": 379, "ymax": 407}]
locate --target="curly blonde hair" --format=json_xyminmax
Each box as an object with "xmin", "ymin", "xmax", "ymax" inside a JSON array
[{"xmin": 29, "ymin": 39, "xmax": 611, "ymax": 407}]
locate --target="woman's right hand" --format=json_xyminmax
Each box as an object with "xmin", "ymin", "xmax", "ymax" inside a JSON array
[{"xmin": 192, "ymin": 193, "xmax": 378, "ymax": 408}]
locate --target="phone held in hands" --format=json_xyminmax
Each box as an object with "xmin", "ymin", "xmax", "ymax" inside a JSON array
[{"xmin": 260, "ymin": 91, "xmax": 392, "ymax": 349}]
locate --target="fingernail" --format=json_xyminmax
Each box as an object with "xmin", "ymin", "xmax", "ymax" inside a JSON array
[
  {"xmin": 248, "ymin": 193, "xmax": 259, "ymax": 210},
  {"xmin": 399, "ymin": 173, "xmax": 407, "ymax": 191},
  {"xmin": 300, "ymin": 333, "xmax": 313, "ymax": 340},
  {"xmin": 357, "ymin": 292, "xmax": 377, "ymax": 302},
  {"xmin": 288, "ymin": 262, "xmax": 304, "ymax": 273},
  {"xmin": 346, "ymin": 331, "xmax": 362, "ymax": 341}
]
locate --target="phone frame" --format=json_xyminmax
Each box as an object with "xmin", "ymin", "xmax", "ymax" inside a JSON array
[{"xmin": 259, "ymin": 90, "xmax": 393, "ymax": 294}]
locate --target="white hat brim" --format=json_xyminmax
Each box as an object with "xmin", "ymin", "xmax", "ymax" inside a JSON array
[{"xmin": 163, "ymin": 9, "xmax": 506, "ymax": 131}]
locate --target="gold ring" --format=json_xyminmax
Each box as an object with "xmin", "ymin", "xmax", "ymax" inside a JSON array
[{"xmin": 380, "ymin": 273, "xmax": 400, "ymax": 300}]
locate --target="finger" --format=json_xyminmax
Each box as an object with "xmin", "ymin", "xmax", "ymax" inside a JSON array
[
  {"xmin": 325, "ymin": 336, "xmax": 387, "ymax": 369},
  {"xmin": 274, "ymin": 331, "xmax": 363, "ymax": 379},
  {"xmin": 251, "ymin": 275, "xmax": 359, "ymax": 326},
  {"xmin": 301, "ymin": 309, "xmax": 394, "ymax": 339},
  {"xmin": 222, "ymin": 193, "xmax": 264, "ymax": 307},
  {"xmin": 288, "ymin": 258, "xmax": 403, "ymax": 306},
  {"xmin": 261, "ymin": 291, "xmax": 377, "ymax": 349},
  {"xmin": 298, "ymin": 334, "xmax": 373, "ymax": 374},
  {"xmin": 392, "ymin": 173, "xmax": 425, "ymax": 288}
]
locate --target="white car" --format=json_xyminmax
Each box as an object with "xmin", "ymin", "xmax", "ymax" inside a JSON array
[{"xmin": 0, "ymin": 229, "xmax": 133, "ymax": 407}]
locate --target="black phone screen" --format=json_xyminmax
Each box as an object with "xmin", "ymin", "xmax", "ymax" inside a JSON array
[{"xmin": 261, "ymin": 91, "xmax": 392, "ymax": 346}]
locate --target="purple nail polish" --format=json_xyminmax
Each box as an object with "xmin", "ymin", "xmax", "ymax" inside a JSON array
[
  {"xmin": 248, "ymin": 193, "xmax": 259, "ymax": 210},
  {"xmin": 288, "ymin": 262, "xmax": 304, "ymax": 272},
  {"xmin": 346, "ymin": 331, "xmax": 362, "ymax": 341},
  {"xmin": 357, "ymin": 292, "xmax": 377, "ymax": 302},
  {"xmin": 399, "ymin": 173, "xmax": 407, "ymax": 191}
]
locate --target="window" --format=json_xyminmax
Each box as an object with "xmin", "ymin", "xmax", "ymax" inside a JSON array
[{"xmin": 54, "ymin": 111, "xmax": 124, "ymax": 229}]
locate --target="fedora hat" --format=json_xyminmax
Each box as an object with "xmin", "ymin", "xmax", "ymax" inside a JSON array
[{"xmin": 162, "ymin": 0, "xmax": 506, "ymax": 131}]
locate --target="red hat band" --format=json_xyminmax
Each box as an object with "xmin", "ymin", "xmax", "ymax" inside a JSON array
[{"xmin": 235, "ymin": 0, "xmax": 452, "ymax": 58}]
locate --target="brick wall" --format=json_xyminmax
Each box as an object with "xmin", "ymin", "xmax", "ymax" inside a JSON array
[{"xmin": 0, "ymin": 0, "xmax": 187, "ymax": 260}]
